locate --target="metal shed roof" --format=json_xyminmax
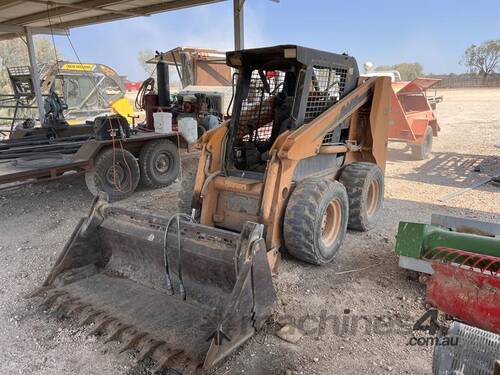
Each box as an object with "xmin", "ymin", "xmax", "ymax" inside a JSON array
[{"xmin": 0, "ymin": 0, "xmax": 227, "ymax": 41}]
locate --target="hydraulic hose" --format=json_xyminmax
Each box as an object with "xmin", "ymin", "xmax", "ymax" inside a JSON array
[
  {"xmin": 163, "ymin": 212, "xmax": 195, "ymax": 300},
  {"xmin": 135, "ymin": 77, "xmax": 155, "ymax": 111}
]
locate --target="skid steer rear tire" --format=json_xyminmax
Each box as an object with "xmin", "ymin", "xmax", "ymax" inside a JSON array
[
  {"xmin": 284, "ymin": 179, "xmax": 349, "ymax": 265},
  {"xmin": 139, "ymin": 139, "xmax": 180, "ymax": 188},
  {"xmin": 85, "ymin": 148, "xmax": 140, "ymax": 201},
  {"xmin": 339, "ymin": 162, "xmax": 384, "ymax": 232}
]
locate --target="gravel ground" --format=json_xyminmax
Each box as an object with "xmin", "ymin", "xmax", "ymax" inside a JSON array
[{"xmin": 0, "ymin": 88, "xmax": 499, "ymax": 375}]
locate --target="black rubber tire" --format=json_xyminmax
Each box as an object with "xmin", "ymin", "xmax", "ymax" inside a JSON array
[
  {"xmin": 411, "ymin": 126, "xmax": 433, "ymax": 160},
  {"xmin": 139, "ymin": 139, "xmax": 180, "ymax": 188},
  {"xmin": 339, "ymin": 162, "xmax": 384, "ymax": 232},
  {"xmin": 284, "ymin": 179, "xmax": 349, "ymax": 265},
  {"xmin": 85, "ymin": 148, "xmax": 140, "ymax": 201}
]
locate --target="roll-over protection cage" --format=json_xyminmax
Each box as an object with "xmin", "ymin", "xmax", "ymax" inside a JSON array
[{"xmin": 224, "ymin": 45, "xmax": 360, "ymax": 172}]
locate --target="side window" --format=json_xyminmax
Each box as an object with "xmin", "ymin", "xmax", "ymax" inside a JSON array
[
  {"xmin": 304, "ymin": 65, "xmax": 348, "ymax": 123},
  {"xmin": 236, "ymin": 69, "xmax": 286, "ymax": 144}
]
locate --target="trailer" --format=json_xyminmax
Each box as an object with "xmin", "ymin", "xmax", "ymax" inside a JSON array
[
  {"xmin": 0, "ymin": 124, "xmax": 191, "ymax": 200},
  {"xmin": 0, "ymin": 47, "xmax": 227, "ymax": 200},
  {"xmin": 388, "ymin": 78, "xmax": 441, "ymax": 159}
]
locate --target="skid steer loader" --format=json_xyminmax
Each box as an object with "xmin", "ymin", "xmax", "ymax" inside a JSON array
[{"xmin": 31, "ymin": 45, "xmax": 391, "ymax": 373}]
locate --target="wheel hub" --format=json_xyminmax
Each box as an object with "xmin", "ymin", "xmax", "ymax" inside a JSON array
[
  {"xmin": 106, "ymin": 163, "xmax": 126, "ymax": 187},
  {"xmin": 321, "ymin": 199, "xmax": 342, "ymax": 247},
  {"xmin": 154, "ymin": 153, "xmax": 171, "ymax": 174},
  {"xmin": 366, "ymin": 179, "xmax": 379, "ymax": 218}
]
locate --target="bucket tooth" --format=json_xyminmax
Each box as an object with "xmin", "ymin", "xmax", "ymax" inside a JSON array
[
  {"xmin": 78, "ymin": 309, "xmax": 102, "ymax": 327},
  {"xmin": 77, "ymin": 306, "xmax": 93, "ymax": 319},
  {"xmin": 90, "ymin": 316, "xmax": 115, "ymax": 335},
  {"xmin": 119, "ymin": 332, "xmax": 148, "ymax": 353},
  {"xmin": 40, "ymin": 290, "xmax": 66, "ymax": 308},
  {"xmin": 153, "ymin": 349, "xmax": 184, "ymax": 373},
  {"xmin": 137, "ymin": 339, "xmax": 165, "ymax": 361},
  {"xmin": 67, "ymin": 302, "xmax": 90, "ymax": 315},
  {"xmin": 53, "ymin": 296, "xmax": 78, "ymax": 313},
  {"xmin": 26, "ymin": 286, "xmax": 54, "ymax": 298},
  {"xmin": 104, "ymin": 324, "xmax": 133, "ymax": 344}
]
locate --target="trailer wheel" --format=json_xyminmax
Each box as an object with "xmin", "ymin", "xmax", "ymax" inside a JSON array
[
  {"xmin": 85, "ymin": 148, "xmax": 140, "ymax": 201},
  {"xmin": 339, "ymin": 162, "xmax": 384, "ymax": 232},
  {"xmin": 139, "ymin": 139, "xmax": 179, "ymax": 188},
  {"xmin": 411, "ymin": 126, "xmax": 433, "ymax": 160},
  {"xmin": 284, "ymin": 179, "xmax": 349, "ymax": 265}
]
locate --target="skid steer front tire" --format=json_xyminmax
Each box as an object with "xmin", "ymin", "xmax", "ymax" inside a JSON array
[
  {"xmin": 284, "ymin": 179, "xmax": 349, "ymax": 265},
  {"xmin": 339, "ymin": 162, "xmax": 384, "ymax": 232}
]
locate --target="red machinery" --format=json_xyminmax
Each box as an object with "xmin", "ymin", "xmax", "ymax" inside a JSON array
[
  {"xmin": 395, "ymin": 214, "xmax": 500, "ymax": 334},
  {"xmin": 388, "ymin": 78, "xmax": 441, "ymax": 159},
  {"xmin": 125, "ymin": 81, "xmax": 142, "ymax": 91},
  {"xmin": 425, "ymin": 248, "xmax": 500, "ymax": 334},
  {"xmin": 396, "ymin": 214, "xmax": 500, "ymax": 375}
]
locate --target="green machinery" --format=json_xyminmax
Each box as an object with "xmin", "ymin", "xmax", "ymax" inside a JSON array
[
  {"xmin": 395, "ymin": 214, "xmax": 500, "ymax": 274},
  {"xmin": 395, "ymin": 213, "xmax": 500, "ymax": 335}
]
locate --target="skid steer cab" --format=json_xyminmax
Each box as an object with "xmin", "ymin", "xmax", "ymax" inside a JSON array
[{"xmin": 33, "ymin": 45, "xmax": 391, "ymax": 373}]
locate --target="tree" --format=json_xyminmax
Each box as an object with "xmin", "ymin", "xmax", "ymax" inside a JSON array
[
  {"xmin": 375, "ymin": 62, "xmax": 424, "ymax": 81},
  {"xmin": 461, "ymin": 39, "xmax": 500, "ymax": 75},
  {"xmin": 137, "ymin": 49, "xmax": 155, "ymax": 77},
  {"xmin": 0, "ymin": 36, "xmax": 61, "ymax": 124},
  {"xmin": 0, "ymin": 36, "xmax": 61, "ymax": 93}
]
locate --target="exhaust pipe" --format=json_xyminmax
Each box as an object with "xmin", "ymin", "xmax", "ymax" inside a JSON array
[{"xmin": 157, "ymin": 55, "xmax": 171, "ymax": 107}]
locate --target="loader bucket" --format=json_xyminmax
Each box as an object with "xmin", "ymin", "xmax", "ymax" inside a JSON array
[{"xmin": 31, "ymin": 198, "xmax": 276, "ymax": 374}]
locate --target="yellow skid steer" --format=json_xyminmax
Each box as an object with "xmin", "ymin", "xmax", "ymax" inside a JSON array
[{"xmin": 32, "ymin": 45, "xmax": 391, "ymax": 373}]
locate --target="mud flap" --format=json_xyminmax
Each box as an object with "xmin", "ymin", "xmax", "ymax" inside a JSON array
[{"xmin": 31, "ymin": 199, "xmax": 276, "ymax": 373}]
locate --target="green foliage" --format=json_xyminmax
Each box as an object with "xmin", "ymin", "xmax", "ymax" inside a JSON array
[
  {"xmin": 0, "ymin": 36, "xmax": 61, "ymax": 94},
  {"xmin": 0, "ymin": 36, "xmax": 61, "ymax": 124},
  {"xmin": 461, "ymin": 39, "xmax": 500, "ymax": 75},
  {"xmin": 375, "ymin": 62, "xmax": 424, "ymax": 81}
]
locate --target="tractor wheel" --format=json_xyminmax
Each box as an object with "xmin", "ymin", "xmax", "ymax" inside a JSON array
[
  {"xmin": 139, "ymin": 139, "xmax": 179, "ymax": 188},
  {"xmin": 339, "ymin": 162, "xmax": 384, "ymax": 232},
  {"xmin": 85, "ymin": 148, "xmax": 140, "ymax": 201},
  {"xmin": 411, "ymin": 126, "xmax": 433, "ymax": 160},
  {"xmin": 284, "ymin": 179, "xmax": 349, "ymax": 265}
]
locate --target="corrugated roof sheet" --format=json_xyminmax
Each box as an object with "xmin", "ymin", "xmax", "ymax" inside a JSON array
[{"xmin": 0, "ymin": 0, "xmax": 226, "ymax": 40}]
